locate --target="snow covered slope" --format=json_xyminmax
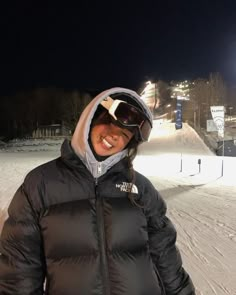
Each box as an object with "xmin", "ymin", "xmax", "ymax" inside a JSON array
[{"xmin": 0, "ymin": 122, "xmax": 236, "ymax": 294}]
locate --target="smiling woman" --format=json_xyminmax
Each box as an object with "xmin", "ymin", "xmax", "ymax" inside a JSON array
[{"xmin": 0, "ymin": 87, "xmax": 195, "ymax": 295}]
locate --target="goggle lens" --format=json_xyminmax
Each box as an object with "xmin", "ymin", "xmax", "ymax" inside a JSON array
[
  {"xmin": 139, "ymin": 119, "xmax": 152, "ymax": 141},
  {"xmin": 114, "ymin": 103, "xmax": 144, "ymax": 127}
]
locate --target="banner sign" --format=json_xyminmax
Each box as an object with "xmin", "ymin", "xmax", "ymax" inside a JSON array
[
  {"xmin": 175, "ymin": 100, "xmax": 183, "ymax": 129},
  {"xmin": 210, "ymin": 106, "xmax": 224, "ymax": 137}
]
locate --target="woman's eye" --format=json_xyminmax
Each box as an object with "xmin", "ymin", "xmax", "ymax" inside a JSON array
[{"xmin": 122, "ymin": 132, "xmax": 130, "ymax": 139}]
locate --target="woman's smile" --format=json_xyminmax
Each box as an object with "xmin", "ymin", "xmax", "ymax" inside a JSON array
[
  {"xmin": 101, "ymin": 137, "xmax": 113, "ymax": 149},
  {"xmin": 91, "ymin": 123, "xmax": 133, "ymax": 156}
]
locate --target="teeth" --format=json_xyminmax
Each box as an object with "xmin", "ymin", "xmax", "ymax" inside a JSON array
[{"xmin": 102, "ymin": 138, "xmax": 112, "ymax": 148}]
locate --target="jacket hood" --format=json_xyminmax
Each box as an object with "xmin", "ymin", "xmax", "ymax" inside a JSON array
[{"xmin": 71, "ymin": 87, "xmax": 153, "ymax": 178}]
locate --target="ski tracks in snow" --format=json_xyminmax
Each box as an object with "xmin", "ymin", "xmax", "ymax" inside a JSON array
[{"xmin": 149, "ymin": 175, "xmax": 236, "ymax": 295}]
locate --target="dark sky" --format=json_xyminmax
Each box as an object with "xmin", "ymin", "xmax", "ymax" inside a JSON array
[{"xmin": 0, "ymin": 0, "xmax": 236, "ymax": 95}]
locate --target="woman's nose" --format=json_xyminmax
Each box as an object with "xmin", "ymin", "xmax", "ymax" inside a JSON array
[{"xmin": 109, "ymin": 124, "xmax": 122, "ymax": 138}]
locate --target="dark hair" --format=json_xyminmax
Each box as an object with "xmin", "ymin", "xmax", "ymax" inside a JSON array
[
  {"xmin": 126, "ymin": 139, "xmax": 144, "ymax": 208},
  {"xmin": 92, "ymin": 107, "xmax": 143, "ymax": 207}
]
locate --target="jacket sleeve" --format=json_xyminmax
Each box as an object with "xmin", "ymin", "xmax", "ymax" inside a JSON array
[
  {"xmin": 147, "ymin": 190, "xmax": 195, "ymax": 295},
  {"xmin": 0, "ymin": 184, "xmax": 45, "ymax": 294}
]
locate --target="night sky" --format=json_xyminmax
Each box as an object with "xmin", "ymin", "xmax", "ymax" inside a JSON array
[{"xmin": 0, "ymin": 0, "xmax": 236, "ymax": 95}]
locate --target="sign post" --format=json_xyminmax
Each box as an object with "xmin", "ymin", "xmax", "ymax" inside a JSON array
[{"xmin": 210, "ymin": 106, "xmax": 225, "ymax": 176}]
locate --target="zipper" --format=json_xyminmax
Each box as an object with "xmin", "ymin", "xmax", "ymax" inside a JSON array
[
  {"xmin": 97, "ymin": 162, "xmax": 102, "ymax": 176},
  {"xmin": 95, "ymin": 180, "xmax": 110, "ymax": 295}
]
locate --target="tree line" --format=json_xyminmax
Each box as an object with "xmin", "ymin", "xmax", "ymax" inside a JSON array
[
  {"xmin": 0, "ymin": 72, "xmax": 235, "ymax": 140},
  {"xmin": 0, "ymin": 88, "xmax": 96, "ymax": 140},
  {"xmin": 183, "ymin": 72, "xmax": 235, "ymax": 129},
  {"xmin": 0, "ymin": 83, "xmax": 173, "ymax": 140}
]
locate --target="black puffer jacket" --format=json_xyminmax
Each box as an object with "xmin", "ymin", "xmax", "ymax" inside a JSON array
[{"xmin": 0, "ymin": 140, "xmax": 195, "ymax": 294}]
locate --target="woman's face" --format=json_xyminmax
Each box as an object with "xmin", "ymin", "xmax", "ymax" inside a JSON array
[{"xmin": 90, "ymin": 122, "xmax": 134, "ymax": 156}]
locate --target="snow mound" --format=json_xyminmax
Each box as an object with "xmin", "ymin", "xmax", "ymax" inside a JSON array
[{"xmin": 0, "ymin": 138, "xmax": 65, "ymax": 152}]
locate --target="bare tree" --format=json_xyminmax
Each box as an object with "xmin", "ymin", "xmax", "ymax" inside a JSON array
[
  {"xmin": 189, "ymin": 73, "xmax": 227, "ymax": 128},
  {"xmin": 157, "ymin": 80, "xmax": 172, "ymax": 107},
  {"xmin": 62, "ymin": 91, "xmax": 92, "ymax": 132},
  {"xmin": 153, "ymin": 80, "xmax": 172, "ymax": 117},
  {"xmin": 208, "ymin": 72, "xmax": 227, "ymax": 105}
]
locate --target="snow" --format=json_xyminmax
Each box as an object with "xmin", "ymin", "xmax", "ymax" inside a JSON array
[{"xmin": 0, "ymin": 122, "xmax": 236, "ymax": 294}]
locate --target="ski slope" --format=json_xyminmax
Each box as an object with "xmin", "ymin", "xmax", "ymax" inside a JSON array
[
  {"xmin": 135, "ymin": 122, "xmax": 236, "ymax": 295},
  {"xmin": 0, "ymin": 122, "xmax": 236, "ymax": 294}
]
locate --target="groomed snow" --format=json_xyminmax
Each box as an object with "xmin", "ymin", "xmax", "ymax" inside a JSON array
[{"xmin": 0, "ymin": 122, "xmax": 236, "ymax": 294}]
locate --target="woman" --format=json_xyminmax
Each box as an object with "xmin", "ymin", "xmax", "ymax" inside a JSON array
[{"xmin": 0, "ymin": 87, "xmax": 195, "ymax": 294}]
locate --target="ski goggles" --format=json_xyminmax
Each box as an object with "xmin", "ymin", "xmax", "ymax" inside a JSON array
[{"xmin": 100, "ymin": 96, "xmax": 152, "ymax": 141}]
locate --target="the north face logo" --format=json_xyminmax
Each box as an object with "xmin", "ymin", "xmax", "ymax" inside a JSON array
[{"xmin": 116, "ymin": 182, "xmax": 138, "ymax": 194}]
